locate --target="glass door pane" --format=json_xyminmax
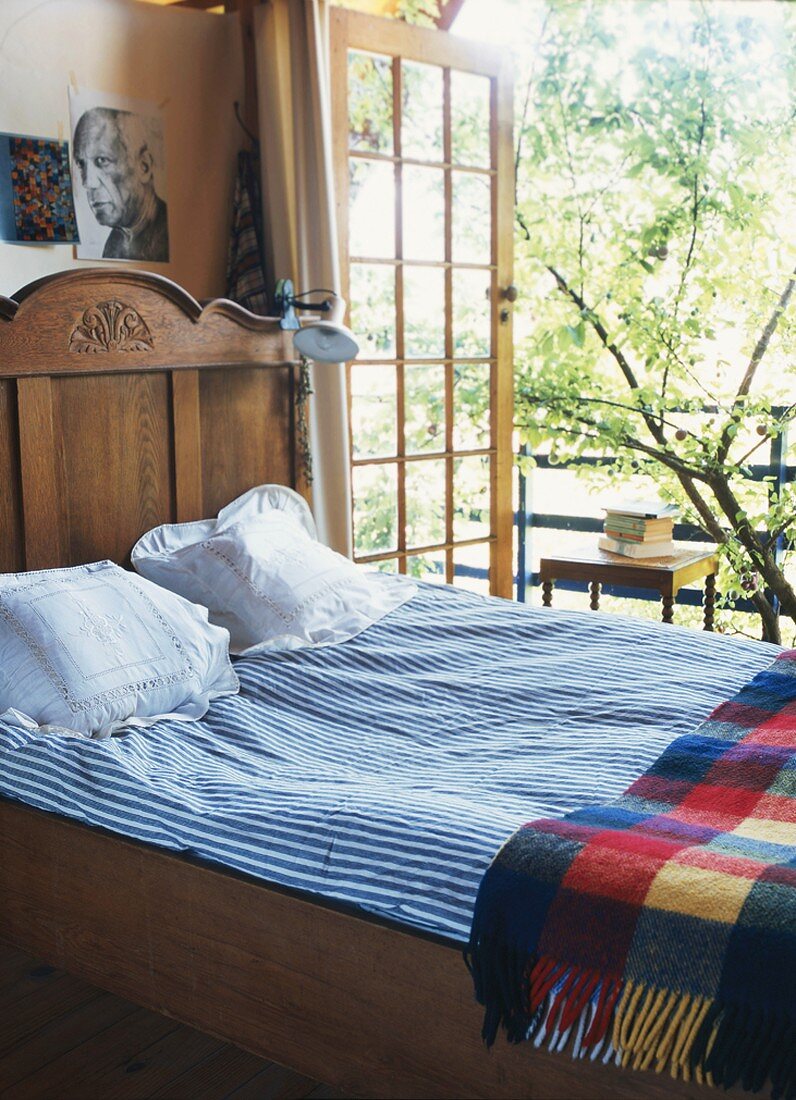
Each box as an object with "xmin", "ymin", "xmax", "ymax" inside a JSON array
[{"xmin": 334, "ymin": 10, "xmax": 513, "ymax": 596}]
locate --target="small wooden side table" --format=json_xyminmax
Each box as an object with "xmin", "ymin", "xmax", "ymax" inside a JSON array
[{"xmin": 539, "ymin": 544, "xmax": 719, "ymax": 630}]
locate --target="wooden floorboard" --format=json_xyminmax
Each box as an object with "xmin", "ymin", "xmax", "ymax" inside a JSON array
[
  {"xmin": 0, "ymin": 945, "xmax": 350, "ymax": 1100},
  {"xmin": 150, "ymin": 1044, "xmax": 303, "ymax": 1099},
  {"xmin": 0, "ymin": 991, "xmax": 138, "ymax": 1092}
]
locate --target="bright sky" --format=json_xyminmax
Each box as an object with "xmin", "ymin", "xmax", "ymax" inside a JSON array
[
  {"xmin": 452, "ymin": 0, "xmax": 789, "ymax": 50},
  {"xmin": 452, "ymin": 0, "xmax": 520, "ymax": 46}
]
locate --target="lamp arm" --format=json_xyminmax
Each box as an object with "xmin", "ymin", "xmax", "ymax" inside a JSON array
[
  {"xmin": 291, "ymin": 287, "xmax": 338, "ymax": 312},
  {"xmin": 292, "ymin": 294, "xmax": 347, "ymax": 328},
  {"xmin": 293, "ymin": 287, "xmax": 337, "ymax": 299},
  {"xmin": 275, "ymin": 279, "xmax": 351, "ymax": 343},
  {"xmin": 291, "ymin": 299, "xmax": 332, "ymax": 313}
]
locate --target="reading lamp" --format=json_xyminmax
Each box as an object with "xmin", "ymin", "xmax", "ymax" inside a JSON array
[{"xmin": 275, "ymin": 278, "xmax": 360, "ymax": 363}]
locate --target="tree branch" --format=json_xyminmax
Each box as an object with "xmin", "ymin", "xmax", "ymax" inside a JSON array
[
  {"xmin": 513, "ymin": 6, "xmax": 551, "ymax": 224},
  {"xmin": 656, "ymin": 329, "xmax": 723, "ymax": 404},
  {"xmin": 735, "ymin": 267, "xmax": 796, "ymax": 401},
  {"xmin": 546, "ymin": 265, "xmax": 669, "ymax": 449},
  {"xmin": 677, "ymin": 98, "xmax": 707, "ymax": 306},
  {"xmin": 546, "ymin": 267, "xmax": 640, "ymax": 387},
  {"xmin": 730, "ymin": 434, "xmax": 770, "ymax": 471},
  {"xmin": 708, "ymin": 473, "xmax": 796, "ymax": 627},
  {"xmin": 716, "ymin": 265, "xmax": 796, "ymax": 463},
  {"xmin": 515, "ymin": 73, "xmax": 534, "ymax": 206},
  {"xmin": 523, "ymin": 391, "xmax": 706, "ymax": 446},
  {"xmin": 516, "ymin": 208, "xmax": 531, "ymax": 243},
  {"xmin": 532, "ymin": 411, "xmax": 709, "ymax": 481},
  {"xmin": 664, "ymin": 95, "xmax": 707, "ymax": 406},
  {"xmin": 764, "ymin": 514, "xmax": 794, "ymax": 550}
]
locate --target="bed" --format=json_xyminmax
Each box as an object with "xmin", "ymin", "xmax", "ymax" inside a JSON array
[{"xmin": 0, "ymin": 269, "xmax": 759, "ymax": 1099}]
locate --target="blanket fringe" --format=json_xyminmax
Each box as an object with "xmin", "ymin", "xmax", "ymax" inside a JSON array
[{"xmin": 467, "ymin": 944, "xmax": 796, "ymax": 1098}]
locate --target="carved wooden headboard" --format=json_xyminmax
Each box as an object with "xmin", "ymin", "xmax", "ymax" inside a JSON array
[{"xmin": 0, "ymin": 269, "xmax": 303, "ymax": 573}]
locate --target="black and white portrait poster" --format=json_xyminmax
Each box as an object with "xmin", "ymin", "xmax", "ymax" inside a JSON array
[{"xmin": 69, "ymin": 89, "xmax": 169, "ymax": 263}]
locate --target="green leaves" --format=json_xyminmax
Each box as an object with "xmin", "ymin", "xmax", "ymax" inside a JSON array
[
  {"xmin": 396, "ymin": 0, "xmax": 440, "ymax": 26},
  {"xmin": 564, "ymin": 321, "xmax": 586, "ymax": 347}
]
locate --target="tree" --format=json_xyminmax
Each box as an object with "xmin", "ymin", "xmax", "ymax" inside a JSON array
[
  {"xmin": 513, "ymin": 0, "xmax": 796, "ymax": 641},
  {"xmin": 396, "ymin": 0, "xmax": 440, "ymax": 24}
]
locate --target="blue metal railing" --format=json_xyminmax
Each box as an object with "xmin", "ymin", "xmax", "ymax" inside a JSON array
[{"xmin": 513, "ymin": 409, "xmax": 792, "ymax": 615}]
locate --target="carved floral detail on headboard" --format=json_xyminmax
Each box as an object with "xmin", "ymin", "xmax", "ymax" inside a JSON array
[{"xmin": 69, "ymin": 300, "xmax": 154, "ymax": 353}]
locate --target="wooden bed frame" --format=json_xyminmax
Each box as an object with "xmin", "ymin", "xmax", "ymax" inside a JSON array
[{"xmin": 0, "ymin": 269, "xmax": 727, "ymax": 1099}]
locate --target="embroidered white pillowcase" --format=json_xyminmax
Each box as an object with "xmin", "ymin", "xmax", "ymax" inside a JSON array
[
  {"xmin": 131, "ymin": 485, "xmax": 416, "ymax": 654},
  {"xmin": 0, "ymin": 560, "xmax": 238, "ymax": 739}
]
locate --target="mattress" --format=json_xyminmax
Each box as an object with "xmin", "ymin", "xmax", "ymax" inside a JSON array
[{"xmin": 0, "ymin": 583, "xmax": 779, "ymax": 944}]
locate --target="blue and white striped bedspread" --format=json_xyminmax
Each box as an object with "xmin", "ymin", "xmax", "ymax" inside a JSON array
[{"xmin": 0, "ymin": 583, "xmax": 779, "ymax": 944}]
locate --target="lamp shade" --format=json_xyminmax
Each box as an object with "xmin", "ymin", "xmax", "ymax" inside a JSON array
[
  {"xmin": 292, "ymin": 294, "xmax": 360, "ymax": 363},
  {"xmin": 293, "ymin": 321, "xmax": 359, "ymax": 363}
]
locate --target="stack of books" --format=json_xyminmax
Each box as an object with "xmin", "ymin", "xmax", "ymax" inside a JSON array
[{"xmin": 599, "ymin": 501, "xmax": 678, "ymax": 558}]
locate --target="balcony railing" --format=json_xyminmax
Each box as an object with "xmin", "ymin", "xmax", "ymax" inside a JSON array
[{"xmin": 512, "ymin": 408, "xmax": 793, "ymax": 618}]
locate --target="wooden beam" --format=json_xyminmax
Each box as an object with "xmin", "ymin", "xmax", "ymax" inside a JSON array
[
  {"xmin": 334, "ymin": 0, "xmax": 400, "ymax": 14},
  {"xmin": 169, "ymin": 0, "xmax": 225, "ymax": 10},
  {"xmin": 156, "ymin": 0, "xmax": 465, "ymax": 31},
  {"xmin": 226, "ymin": 0, "xmax": 259, "ymax": 138}
]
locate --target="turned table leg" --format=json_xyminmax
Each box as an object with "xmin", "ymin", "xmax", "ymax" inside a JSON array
[
  {"xmin": 703, "ymin": 573, "xmax": 716, "ymax": 632},
  {"xmin": 589, "ymin": 580, "xmax": 601, "ymax": 611},
  {"xmin": 542, "ymin": 579, "xmax": 553, "ymax": 607},
  {"xmin": 661, "ymin": 593, "xmax": 675, "ymax": 624}
]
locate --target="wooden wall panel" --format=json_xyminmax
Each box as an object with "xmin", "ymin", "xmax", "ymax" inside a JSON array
[
  {"xmin": 52, "ymin": 372, "xmax": 175, "ymax": 566},
  {"xmin": 199, "ymin": 366, "xmax": 294, "ymax": 517},
  {"xmin": 0, "ymin": 380, "xmax": 23, "ymax": 572},
  {"xmin": 171, "ymin": 369, "xmax": 204, "ymax": 523},
  {"xmin": 17, "ymin": 376, "xmax": 68, "ymax": 572}
]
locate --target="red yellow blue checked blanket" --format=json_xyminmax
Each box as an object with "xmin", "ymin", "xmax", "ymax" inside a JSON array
[{"xmin": 467, "ymin": 650, "xmax": 796, "ymax": 1098}]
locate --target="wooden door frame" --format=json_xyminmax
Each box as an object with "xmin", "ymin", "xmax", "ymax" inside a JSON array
[{"xmin": 331, "ymin": 7, "xmax": 515, "ymax": 596}]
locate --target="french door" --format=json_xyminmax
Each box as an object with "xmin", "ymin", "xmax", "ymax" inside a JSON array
[{"xmin": 331, "ymin": 9, "xmax": 514, "ymax": 596}]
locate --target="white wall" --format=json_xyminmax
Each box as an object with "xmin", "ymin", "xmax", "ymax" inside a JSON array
[{"xmin": 0, "ymin": 0, "xmax": 245, "ymax": 299}]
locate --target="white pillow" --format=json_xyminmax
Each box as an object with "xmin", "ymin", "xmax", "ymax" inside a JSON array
[
  {"xmin": 131, "ymin": 485, "xmax": 416, "ymax": 654},
  {"xmin": 0, "ymin": 560, "xmax": 238, "ymax": 738}
]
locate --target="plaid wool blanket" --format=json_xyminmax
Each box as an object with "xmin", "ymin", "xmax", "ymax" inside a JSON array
[{"xmin": 468, "ymin": 651, "xmax": 796, "ymax": 1098}]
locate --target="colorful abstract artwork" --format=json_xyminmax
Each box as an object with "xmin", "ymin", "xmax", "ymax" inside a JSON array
[{"xmin": 0, "ymin": 133, "xmax": 79, "ymax": 244}]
